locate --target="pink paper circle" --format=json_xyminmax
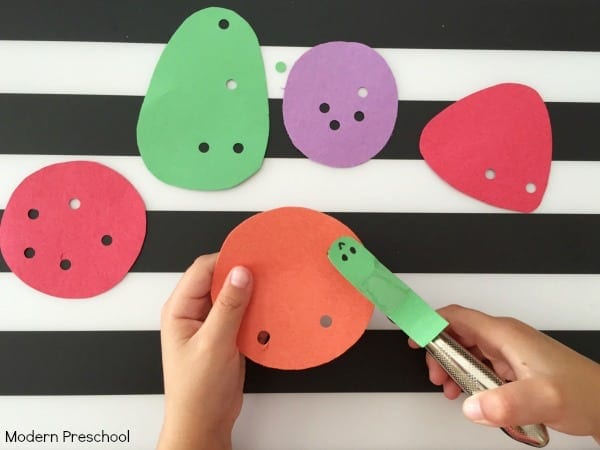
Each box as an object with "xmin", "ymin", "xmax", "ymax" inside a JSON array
[
  {"xmin": 283, "ymin": 41, "xmax": 398, "ymax": 167},
  {"xmin": 0, "ymin": 161, "xmax": 146, "ymax": 298}
]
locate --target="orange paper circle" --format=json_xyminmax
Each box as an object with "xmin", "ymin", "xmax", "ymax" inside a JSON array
[{"xmin": 211, "ymin": 207, "xmax": 374, "ymax": 370}]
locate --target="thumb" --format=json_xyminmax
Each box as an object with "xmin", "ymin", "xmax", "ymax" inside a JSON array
[
  {"xmin": 463, "ymin": 378, "xmax": 562, "ymax": 427},
  {"xmin": 202, "ymin": 266, "xmax": 253, "ymax": 347}
]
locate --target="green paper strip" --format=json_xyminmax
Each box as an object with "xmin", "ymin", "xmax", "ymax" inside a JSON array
[{"xmin": 328, "ymin": 237, "xmax": 448, "ymax": 347}]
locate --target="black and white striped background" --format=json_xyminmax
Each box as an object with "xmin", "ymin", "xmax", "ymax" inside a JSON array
[{"xmin": 0, "ymin": 1, "xmax": 599, "ymax": 448}]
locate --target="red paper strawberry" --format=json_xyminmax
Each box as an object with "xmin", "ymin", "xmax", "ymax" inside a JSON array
[{"xmin": 420, "ymin": 83, "xmax": 552, "ymax": 213}]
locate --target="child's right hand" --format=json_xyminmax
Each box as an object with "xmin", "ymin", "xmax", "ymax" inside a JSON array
[{"xmin": 411, "ymin": 304, "xmax": 600, "ymax": 443}]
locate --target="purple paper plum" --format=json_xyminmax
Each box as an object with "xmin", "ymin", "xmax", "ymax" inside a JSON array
[{"xmin": 283, "ymin": 41, "xmax": 398, "ymax": 167}]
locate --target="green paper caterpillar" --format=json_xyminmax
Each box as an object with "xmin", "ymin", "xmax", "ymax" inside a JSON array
[{"xmin": 328, "ymin": 236, "xmax": 448, "ymax": 347}]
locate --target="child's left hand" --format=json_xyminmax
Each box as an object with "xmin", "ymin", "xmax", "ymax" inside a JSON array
[{"xmin": 158, "ymin": 253, "xmax": 253, "ymax": 450}]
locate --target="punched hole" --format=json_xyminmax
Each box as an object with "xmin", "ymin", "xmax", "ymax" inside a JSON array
[
  {"xmin": 485, "ymin": 169, "xmax": 496, "ymax": 180},
  {"xmin": 526, "ymin": 183, "xmax": 537, "ymax": 194},
  {"xmin": 319, "ymin": 103, "xmax": 330, "ymax": 113},
  {"xmin": 233, "ymin": 143, "xmax": 244, "ymax": 154},
  {"xmin": 69, "ymin": 198, "xmax": 81, "ymax": 210},
  {"xmin": 329, "ymin": 120, "xmax": 340, "ymax": 131},
  {"xmin": 257, "ymin": 330, "xmax": 270, "ymax": 345},
  {"xmin": 101, "ymin": 235, "xmax": 113, "ymax": 246},
  {"xmin": 60, "ymin": 259, "xmax": 71, "ymax": 270},
  {"xmin": 24, "ymin": 248, "xmax": 35, "ymax": 259},
  {"xmin": 341, "ymin": 254, "xmax": 348, "ymax": 261},
  {"xmin": 27, "ymin": 209, "xmax": 39, "ymax": 219},
  {"xmin": 218, "ymin": 19, "xmax": 229, "ymax": 29},
  {"xmin": 350, "ymin": 246, "xmax": 356, "ymax": 254},
  {"xmin": 320, "ymin": 315, "xmax": 332, "ymax": 328},
  {"xmin": 354, "ymin": 111, "xmax": 365, "ymax": 122},
  {"xmin": 226, "ymin": 79, "xmax": 238, "ymax": 90},
  {"xmin": 358, "ymin": 87, "xmax": 368, "ymax": 98},
  {"xmin": 198, "ymin": 142, "xmax": 209, "ymax": 153}
]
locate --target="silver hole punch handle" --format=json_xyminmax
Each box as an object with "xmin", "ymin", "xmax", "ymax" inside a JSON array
[{"xmin": 425, "ymin": 331, "xmax": 549, "ymax": 447}]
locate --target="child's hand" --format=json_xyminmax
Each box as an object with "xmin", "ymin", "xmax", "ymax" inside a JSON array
[
  {"xmin": 411, "ymin": 304, "xmax": 600, "ymax": 442},
  {"xmin": 158, "ymin": 254, "xmax": 253, "ymax": 450}
]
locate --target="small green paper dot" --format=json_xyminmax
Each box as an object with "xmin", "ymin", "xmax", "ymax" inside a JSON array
[{"xmin": 275, "ymin": 61, "xmax": 287, "ymax": 73}]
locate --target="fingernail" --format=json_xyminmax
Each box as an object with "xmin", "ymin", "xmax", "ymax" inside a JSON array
[
  {"xmin": 229, "ymin": 266, "xmax": 250, "ymax": 288},
  {"xmin": 463, "ymin": 396, "xmax": 484, "ymax": 422}
]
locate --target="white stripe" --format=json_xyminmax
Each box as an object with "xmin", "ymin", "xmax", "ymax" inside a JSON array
[
  {"xmin": 0, "ymin": 393, "xmax": 594, "ymax": 449},
  {"xmin": 1, "ymin": 272, "xmax": 598, "ymax": 331},
  {"xmin": 1, "ymin": 41, "xmax": 599, "ymax": 102},
  {"xmin": 0, "ymin": 155, "xmax": 599, "ymax": 214}
]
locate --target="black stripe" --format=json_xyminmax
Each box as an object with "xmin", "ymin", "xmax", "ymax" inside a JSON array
[
  {"xmin": 0, "ymin": 330, "xmax": 596, "ymax": 395},
  {"xmin": 1, "ymin": 1, "xmax": 599, "ymax": 51},
  {"xmin": 2, "ymin": 211, "xmax": 600, "ymax": 274},
  {"xmin": 1, "ymin": 95, "xmax": 598, "ymax": 161}
]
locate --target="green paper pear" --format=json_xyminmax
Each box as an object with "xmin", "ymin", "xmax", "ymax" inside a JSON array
[{"xmin": 137, "ymin": 7, "xmax": 269, "ymax": 190}]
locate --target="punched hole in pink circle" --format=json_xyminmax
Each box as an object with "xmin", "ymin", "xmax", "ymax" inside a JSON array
[
  {"xmin": 358, "ymin": 87, "xmax": 368, "ymax": 98},
  {"xmin": 485, "ymin": 169, "xmax": 496, "ymax": 180},
  {"xmin": 526, "ymin": 183, "xmax": 537, "ymax": 194},
  {"xmin": 27, "ymin": 209, "xmax": 39, "ymax": 219},
  {"xmin": 24, "ymin": 248, "xmax": 35, "ymax": 259},
  {"xmin": 69, "ymin": 198, "xmax": 81, "ymax": 210}
]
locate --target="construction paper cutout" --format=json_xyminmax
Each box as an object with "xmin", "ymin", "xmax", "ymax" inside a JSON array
[
  {"xmin": 137, "ymin": 7, "xmax": 269, "ymax": 190},
  {"xmin": 275, "ymin": 61, "xmax": 287, "ymax": 73},
  {"xmin": 283, "ymin": 42, "xmax": 398, "ymax": 168},
  {"xmin": 328, "ymin": 237, "xmax": 448, "ymax": 347},
  {"xmin": 0, "ymin": 161, "xmax": 146, "ymax": 299},
  {"xmin": 419, "ymin": 83, "xmax": 552, "ymax": 213},
  {"xmin": 211, "ymin": 207, "xmax": 374, "ymax": 370}
]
